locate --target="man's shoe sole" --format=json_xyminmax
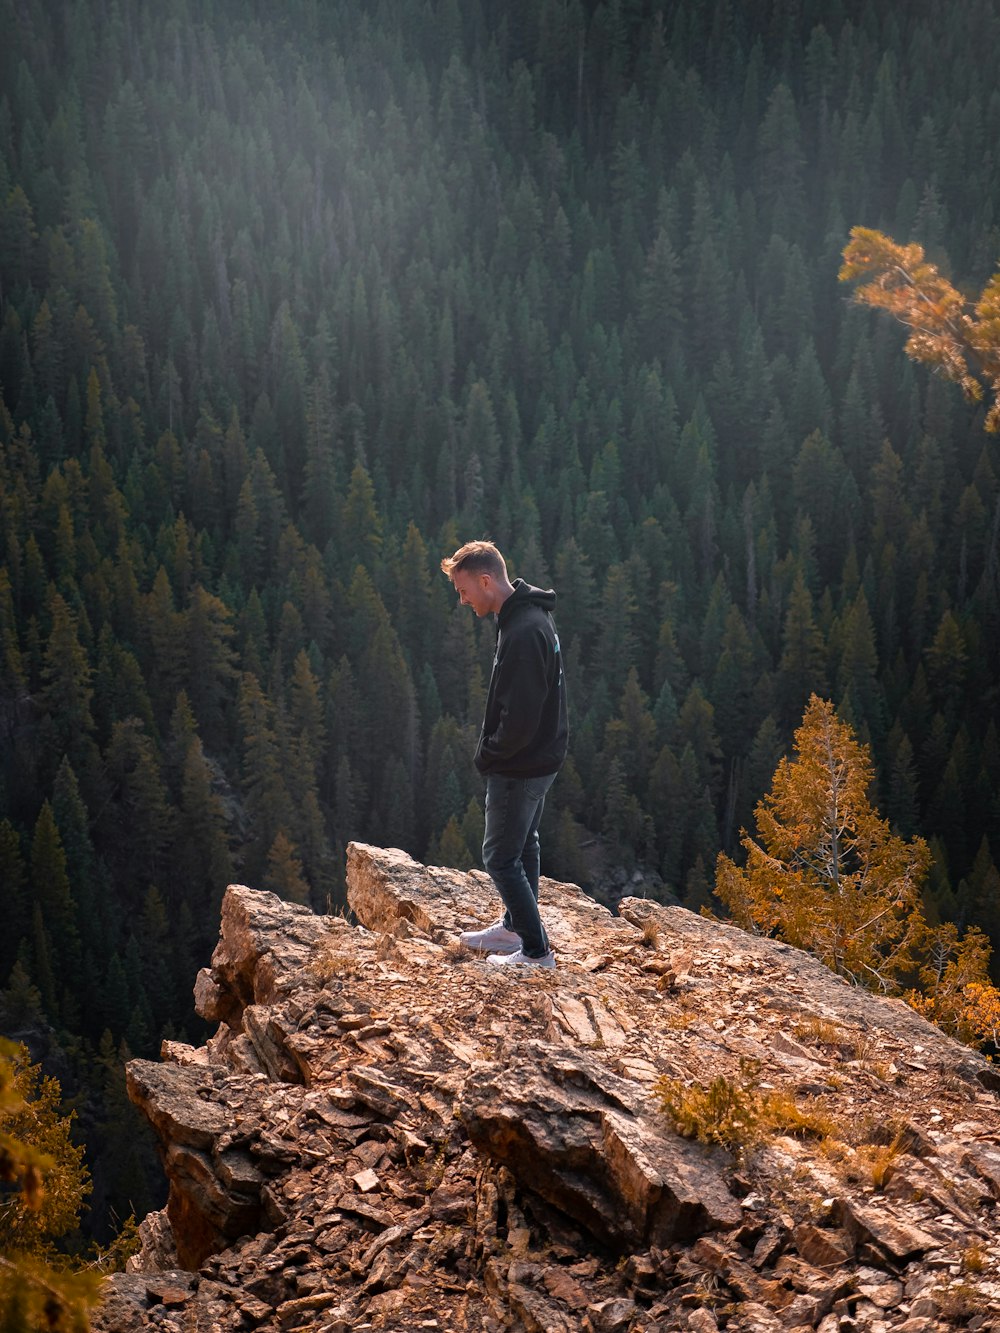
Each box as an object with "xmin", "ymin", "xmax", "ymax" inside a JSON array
[{"xmin": 486, "ymin": 949, "xmax": 556, "ymax": 970}]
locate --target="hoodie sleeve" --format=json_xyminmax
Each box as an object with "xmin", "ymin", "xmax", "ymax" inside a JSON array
[{"xmin": 474, "ymin": 625, "xmax": 551, "ymax": 771}]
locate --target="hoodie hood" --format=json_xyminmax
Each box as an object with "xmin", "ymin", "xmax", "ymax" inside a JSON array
[{"xmin": 498, "ymin": 578, "xmax": 556, "ymax": 626}]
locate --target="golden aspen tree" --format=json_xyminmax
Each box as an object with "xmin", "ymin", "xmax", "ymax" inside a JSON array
[
  {"xmin": 715, "ymin": 695, "xmax": 930, "ymax": 991},
  {"xmin": 0, "ymin": 1040, "xmax": 103, "ymax": 1331},
  {"xmin": 906, "ymin": 922, "xmax": 1000, "ymax": 1047},
  {"xmin": 840, "ymin": 227, "xmax": 1000, "ymax": 432},
  {"xmin": 717, "ymin": 696, "xmax": 1000, "ymax": 1042}
]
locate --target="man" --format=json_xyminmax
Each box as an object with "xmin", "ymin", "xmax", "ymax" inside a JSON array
[{"xmin": 441, "ymin": 540, "xmax": 568, "ymax": 969}]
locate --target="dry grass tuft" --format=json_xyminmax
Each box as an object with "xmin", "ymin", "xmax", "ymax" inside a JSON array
[
  {"xmin": 935, "ymin": 1282, "xmax": 989, "ymax": 1319},
  {"xmin": 961, "ymin": 1243, "xmax": 987, "ymax": 1275},
  {"xmin": 792, "ymin": 1016, "xmax": 851, "ymax": 1049},
  {"xmin": 308, "ymin": 948, "xmax": 363, "ymax": 983},
  {"xmin": 656, "ymin": 1058, "xmax": 835, "ymax": 1156},
  {"xmin": 855, "ymin": 1139, "xmax": 904, "ymax": 1190}
]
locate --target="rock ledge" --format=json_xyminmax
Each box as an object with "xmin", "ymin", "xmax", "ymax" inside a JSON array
[{"xmin": 97, "ymin": 844, "xmax": 1000, "ymax": 1331}]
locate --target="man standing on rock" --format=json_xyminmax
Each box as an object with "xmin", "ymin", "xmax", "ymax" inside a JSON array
[{"xmin": 441, "ymin": 540, "xmax": 568, "ymax": 970}]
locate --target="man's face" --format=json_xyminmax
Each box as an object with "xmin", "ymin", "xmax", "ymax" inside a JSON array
[{"xmin": 451, "ymin": 568, "xmax": 494, "ymax": 617}]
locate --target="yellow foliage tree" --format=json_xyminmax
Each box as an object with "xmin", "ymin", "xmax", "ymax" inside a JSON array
[
  {"xmin": 0, "ymin": 1039, "xmax": 103, "ymax": 1331},
  {"xmin": 959, "ymin": 983, "xmax": 1000, "ymax": 1047},
  {"xmin": 717, "ymin": 698, "xmax": 1000, "ymax": 1046},
  {"xmin": 840, "ymin": 226, "xmax": 1000, "ymax": 432},
  {"xmin": 906, "ymin": 922, "xmax": 1000, "ymax": 1047},
  {"xmin": 715, "ymin": 695, "xmax": 930, "ymax": 991}
]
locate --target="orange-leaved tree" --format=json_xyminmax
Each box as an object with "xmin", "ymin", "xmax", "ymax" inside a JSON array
[
  {"xmin": 906, "ymin": 921, "xmax": 1000, "ymax": 1047},
  {"xmin": 0, "ymin": 1038, "xmax": 104, "ymax": 1331},
  {"xmin": 715, "ymin": 695, "xmax": 930, "ymax": 991},
  {"xmin": 839, "ymin": 226, "xmax": 1000, "ymax": 432},
  {"xmin": 716, "ymin": 697, "xmax": 1000, "ymax": 1045}
]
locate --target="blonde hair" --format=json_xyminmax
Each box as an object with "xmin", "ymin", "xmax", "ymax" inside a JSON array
[{"xmin": 440, "ymin": 540, "xmax": 507, "ymax": 580}]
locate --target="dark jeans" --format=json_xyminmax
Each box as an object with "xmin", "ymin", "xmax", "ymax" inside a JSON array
[{"xmin": 482, "ymin": 772, "xmax": 557, "ymax": 957}]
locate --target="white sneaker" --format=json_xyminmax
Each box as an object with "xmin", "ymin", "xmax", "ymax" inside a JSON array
[
  {"xmin": 459, "ymin": 919, "xmax": 522, "ymax": 953},
  {"xmin": 486, "ymin": 948, "xmax": 556, "ymax": 970}
]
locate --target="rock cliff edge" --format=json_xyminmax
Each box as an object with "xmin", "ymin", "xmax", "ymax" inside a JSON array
[{"xmin": 95, "ymin": 845, "xmax": 1000, "ymax": 1332}]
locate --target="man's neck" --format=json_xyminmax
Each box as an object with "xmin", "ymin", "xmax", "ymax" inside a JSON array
[{"xmin": 492, "ymin": 577, "xmax": 516, "ymax": 614}]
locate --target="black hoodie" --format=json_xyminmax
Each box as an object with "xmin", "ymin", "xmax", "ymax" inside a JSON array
[{"xmin": 474, "ymin": 579, "xmax": 569, "ymax": 778}]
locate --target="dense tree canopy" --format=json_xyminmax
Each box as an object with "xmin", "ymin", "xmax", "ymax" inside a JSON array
[{"xmin": 1, "ymin": 0, "xmax": 1000, "ymax": 1237}]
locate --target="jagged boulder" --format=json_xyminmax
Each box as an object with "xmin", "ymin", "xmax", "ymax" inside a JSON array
[{"xmin": 459, "ymin": 1043, "xmax": 742, "ymax": 1245}]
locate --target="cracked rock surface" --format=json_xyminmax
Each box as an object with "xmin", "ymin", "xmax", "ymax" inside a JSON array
[{"xmin": 95, "ymin": 843, "xmax": 1000, "ymax": 1331}]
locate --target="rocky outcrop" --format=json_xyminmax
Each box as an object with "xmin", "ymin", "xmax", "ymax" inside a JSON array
[
  {"xmin": 459, "ymin": 1048, "xmax": 742, "ymax": 1248},
  {"xmin": 96, "ymin": 844, "xmax": 1000, "ymax": 1331}
]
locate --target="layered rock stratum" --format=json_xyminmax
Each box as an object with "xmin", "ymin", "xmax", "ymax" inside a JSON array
[{"xmin": 95, "ymin": 844, "xmax": 1000, "ymax": 1331}]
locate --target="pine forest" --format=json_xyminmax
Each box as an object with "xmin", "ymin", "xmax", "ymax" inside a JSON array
[{"xmin": 2, "ymin": 0, "xmax": 1000, "ymax": 1242}]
